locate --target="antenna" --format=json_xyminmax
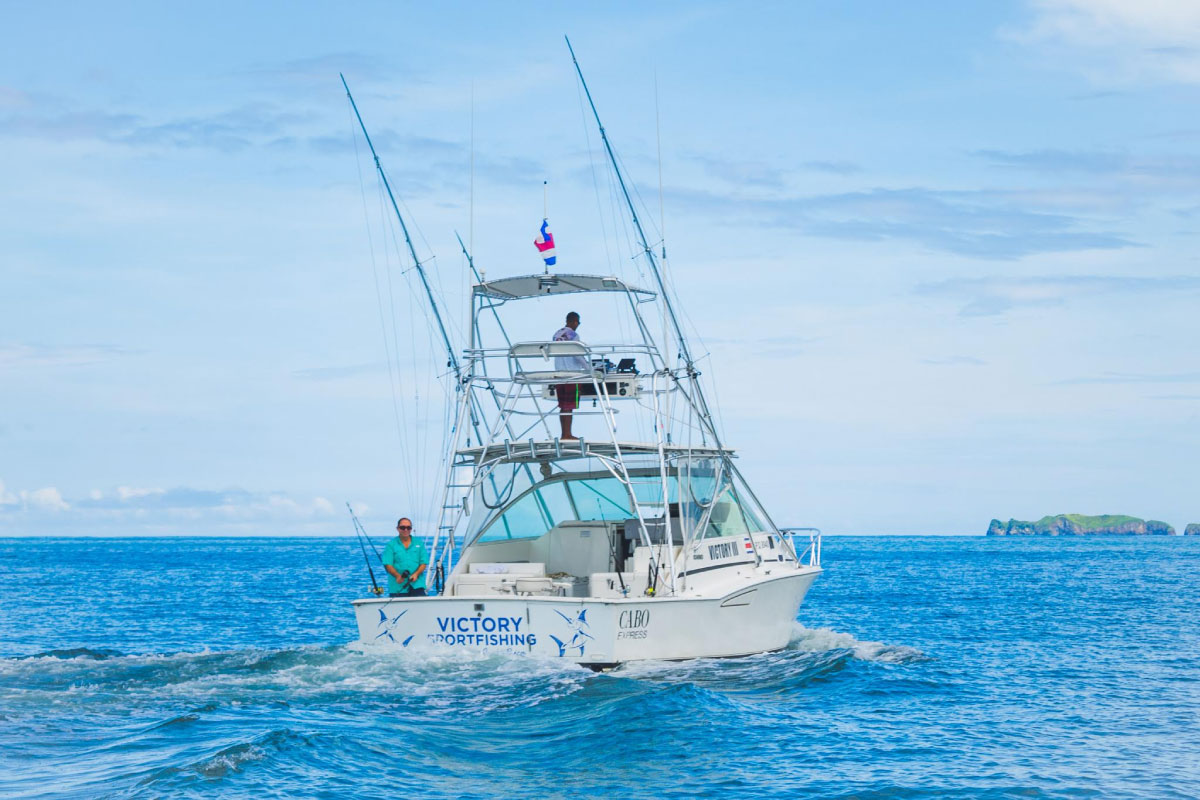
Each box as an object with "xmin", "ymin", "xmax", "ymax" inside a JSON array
[
  {"xmin": 655, "ymin": 70, "xmax": 666, "ymax": 262},
  {"xmin": 469, "ymin": 81, "xmax": 475, "ymax": 259},
  {"xmin": 654, "ymin": 70, "xmax": 672, "ymax": 406}
]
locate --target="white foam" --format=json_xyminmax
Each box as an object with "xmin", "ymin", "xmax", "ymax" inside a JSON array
[
  {"xmin": 0, "ymin": 642, "xmax": 598, "ymax": 719},
  {"xmin": 787, "ymin": 624, "xmax": 925, "ymax": 663}
]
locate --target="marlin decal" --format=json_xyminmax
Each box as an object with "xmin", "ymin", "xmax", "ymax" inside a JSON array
[
  {"xmin": 375, "ymin": 607, "xmax": 408, "ymax": 643},
  {"xmin": 550, "ymin": 609, "xmax": 594, "ymax": 657}
]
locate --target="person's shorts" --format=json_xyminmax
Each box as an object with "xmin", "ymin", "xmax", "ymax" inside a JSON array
[
  {"xmin": 389, "ymin": 588, "xmax": 426, "ymax": 597},
  {"xmin": 555, "ymin": 383, "xmax": 580, "ymax": 411}
]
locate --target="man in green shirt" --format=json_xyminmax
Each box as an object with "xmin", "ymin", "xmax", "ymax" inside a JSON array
[{"xmin": 382, "ymin": 517, "xmax": 428, "ymax": 597}]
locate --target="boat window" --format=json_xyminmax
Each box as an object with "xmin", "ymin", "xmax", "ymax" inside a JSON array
[
  {"xmin": 473, "ymin": 471, "xmax": 710, "ymax": 542},
  {"xmin": 682, "ymin": 459, "xmax": 720, "ymax": 506},
  {"xmin": 565, "ymin": 477, "xmax": 631, "ymax": 520},
  {"xmin": 477, "ymin": 481, "xmax": 573, "ymax": 542},
  {"xmin": 565, "ymin": 475, "xmax": 681, "ymax": 521},
  {"xmin": 702, "ymin": 488, "xmax": 765, "ymax": 539}
]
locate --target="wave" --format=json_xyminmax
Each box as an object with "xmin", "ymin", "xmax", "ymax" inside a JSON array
[
  {"xmin": 787, "ymin": 625, "xmax": 927, "ymax": 664},
  {"xmin": 14, "ymin": 647, "xmax": 125, "ymax": 661},
  {"xmin": 0, "ymin": 642, "xmax": 596, "ymax": 722},
  {"xmin": 141, "ymin": 711, "xmax": 203, "ymax": 732},
  {"xmin": 608, "ymin": 624, "xmax": 926, "ymax": 700},
  {"xmin": 135, "ymin": 728, "xmax": 315, "ymax": 787}
]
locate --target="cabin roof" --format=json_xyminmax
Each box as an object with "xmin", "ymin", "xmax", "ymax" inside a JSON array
[{"xmin": 473, "ymin": 273, "xmax": 655, "ymax": 300}]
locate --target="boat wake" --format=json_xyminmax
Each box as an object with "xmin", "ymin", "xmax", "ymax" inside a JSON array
[
  {"xmin": 610, "ymin": 624, "xmax": 925, "ymax": 691},
  {"xmin": 0, "ymin": 642, "xmax": 595, "ymax": 722},
  {"xmin": 786, "ymin": 624, "xmax": 926, "ymax": 664},
  {"xmin": 0, "ymin": 630, "xmax": 927, "ymax": 798},
  {"xmin": 1, "ymin": 626, "xmax": 921, "ymax": 702},
  {"xmin": 1, "ymin": 626, "xmax": 923, "ymax": 747}
]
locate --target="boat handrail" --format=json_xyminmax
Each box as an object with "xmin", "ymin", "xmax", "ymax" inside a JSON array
[
  {"xmin": 468, "ymin": 342, "xmax": 659, "ymax": 357},
  {"xmin": 499, "ymin": 407, "xmax": 620, "ymax": 416},
  {"xmin": 504, "ymin": 340, "xmax": 656, "ymax": 386},
  {"xmin": 779, "ymin": 527, "xmax": 821, "ymax": 567},
  {"xmin": 455, "ymin": 439, "xmax": 735, "ymax": 465},
  {"xmin": 508, "ymin": 340, "xmax": 589, "ymax": 360}
]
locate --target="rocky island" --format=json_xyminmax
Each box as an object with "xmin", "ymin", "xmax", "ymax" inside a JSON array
[
  {"xmin": 987, "ymin": 514, "xmax": 1176, "ymax": 536},
  {"xmin": 1186, "ymin": 524, "xmax": 1200, "ymax": 536}
]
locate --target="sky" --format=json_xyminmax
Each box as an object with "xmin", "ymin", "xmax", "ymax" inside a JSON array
[{"xmin": 2, "ymin": 0, "xmax": 1198, "ymax": 536}]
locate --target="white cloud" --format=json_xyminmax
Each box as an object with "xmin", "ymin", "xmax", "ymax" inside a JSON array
[
  {"xmin": 116, "ymin": 486, "xmax": 165, "ymax": 501},
  {"xmin": 0, "ymin": 343, "xmax": 138, "ymax": 370},
  {"xmin": 0, "ymin": 480, "xmax": 70, "ymax": 512},
  {"xmin": 0, "ymin": 480, "xmax": 345, "ymax": 535},
  {"xmin": 1019, "ymin": 0, "xmax": 1200, "ymax": 84},
  {"xmin": 917, "ymin": 274, "xmax": 1200, "ymax": 315},
  {"xmin": 27, "ymin": 487, "xmax": 69, "ymax": 512}
]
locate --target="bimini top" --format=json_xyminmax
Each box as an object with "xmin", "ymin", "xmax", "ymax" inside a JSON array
[{"xmin": 473, "ymin": 273, "xmax": 655, "ymax": 300}]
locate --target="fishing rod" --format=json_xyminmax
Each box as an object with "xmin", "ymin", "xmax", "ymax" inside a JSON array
[
  {"xmin": 599, "ymin": 499, "xmax": 628, "ymax": 597},
  {"xmin": 346, "ymin": 502, "xmax": 384, "ymax": 596},
  {"xmin": 564, "ymin": 37, "xmax": 692, "ymax": 373}
]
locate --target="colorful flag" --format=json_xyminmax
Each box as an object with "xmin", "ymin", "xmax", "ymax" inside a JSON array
[{"xmin": 535, "ymin": 219, "xmax": 556, "ymax": 267}]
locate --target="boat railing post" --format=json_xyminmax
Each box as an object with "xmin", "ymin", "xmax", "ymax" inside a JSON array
[{"xmin": 779, "ymin": 527, "xmax": 821, "ymax": 567}]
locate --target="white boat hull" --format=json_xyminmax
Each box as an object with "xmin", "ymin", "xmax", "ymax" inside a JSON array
[{"xmin": 352, "ymin": 568, "xmax": 820, "ymax": 667}]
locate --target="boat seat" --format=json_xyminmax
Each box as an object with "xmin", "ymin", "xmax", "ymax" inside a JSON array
[
  {"xmin": 467, "ymin": 562, "xmax": 546, "ymax": 576},
  {"xmin": 453, "ymin": 572, "xmax": 557, "ymax": 597},
  {"xmin": 508, "ymin": 341, "xmax": 593, "ymax": 384},
  {"xmin": 509, "ymin": 341, "xmax": 589, "ymax": 361}
]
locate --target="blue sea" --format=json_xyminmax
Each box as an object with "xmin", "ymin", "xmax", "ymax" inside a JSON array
[{"xmin": 2, "ymin": 536, "xmax": 1198, "ymax": 799}]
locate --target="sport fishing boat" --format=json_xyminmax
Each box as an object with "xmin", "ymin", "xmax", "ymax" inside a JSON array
[{"xmin": 344, "ymin": 40, "xmax": 822, "ymax": 668}]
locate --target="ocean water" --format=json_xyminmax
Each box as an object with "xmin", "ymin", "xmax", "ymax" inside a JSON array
[{"xmin": 1, "ymin": 536, "xmax": 1198, "ymax": 800}]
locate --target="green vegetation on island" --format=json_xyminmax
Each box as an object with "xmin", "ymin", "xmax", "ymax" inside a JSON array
[
  {"xmin": 987, "ymin": 515, "xmax": 1176, "ymax": 536},
  {"xmin": 1186, "ymin": 524, "xmax": 1200, "ymax": 536}
]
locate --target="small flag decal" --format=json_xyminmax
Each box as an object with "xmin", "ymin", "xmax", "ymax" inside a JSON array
[{"xmin": 535, "ymin": 219, "xmax": 556, "ymax": 267}]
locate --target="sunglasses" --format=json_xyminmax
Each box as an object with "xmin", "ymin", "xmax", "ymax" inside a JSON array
[{"xmin": 397, "ymin": 525, "xmax": 412, "ymax": 530}]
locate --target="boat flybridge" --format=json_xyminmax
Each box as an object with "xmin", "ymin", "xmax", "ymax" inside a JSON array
[{"xmin": 344, "ymin": 40, "xmax": 821, "ymax": 668}]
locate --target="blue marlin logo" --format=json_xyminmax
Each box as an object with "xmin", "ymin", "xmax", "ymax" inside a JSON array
[
  {"xmin": 550, "ymin": 609, "xmax": 593, "ymax": 657},
  {"xmin": 375, "ymin": 607, "xmax": 410, "ymax": 645}
]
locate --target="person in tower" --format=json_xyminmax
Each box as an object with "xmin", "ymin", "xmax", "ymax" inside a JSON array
[{"xmin": 552, "ymin": 311, "xmax": 588, "ymax": 440}]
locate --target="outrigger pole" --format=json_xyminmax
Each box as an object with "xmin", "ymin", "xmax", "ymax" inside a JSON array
[
  {"xmin": 564, "ymin": 37, "xmax": 724, "ymax": 448},
  {"xmin": 342, "ymin": 80, "xmax": 560, "ymax": 587},
  {"xmin": 343, "ymin": 76, "xmax": 490, "ymax": 593},
  {"xmin": 341, "ymin": 74, "xmax": 461, "ymax": 381},
  {"xmin": 563, "ymin": 39, "xmax": 788, "ymax": 578}
]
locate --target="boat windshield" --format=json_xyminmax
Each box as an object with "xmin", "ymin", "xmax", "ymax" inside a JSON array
[
  {"xmin": 703, "ymin": 487, "xmax": 765, "ymax": 539},
  {"xmin": 470, "ymin": 460, "xmax": 768, "ymax": 544}
]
